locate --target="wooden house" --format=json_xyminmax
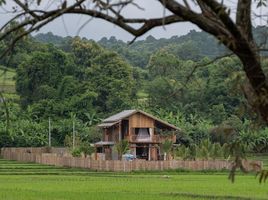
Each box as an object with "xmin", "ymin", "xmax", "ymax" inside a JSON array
[{"xmin": 95, "ymin": 110, "xmax": 179, "ymax": 160}]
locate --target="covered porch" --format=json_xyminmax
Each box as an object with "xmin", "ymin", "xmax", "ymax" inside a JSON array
[
  {"xmin": 94, "ymin": 141, "xmax": 115, "ymax": 160},
  {"xmin": 129, "ymin": 143, "xmax": 159, "ymax": 161}
]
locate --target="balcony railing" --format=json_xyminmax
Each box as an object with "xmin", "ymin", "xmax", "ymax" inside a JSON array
[
  {"xmin": 103, "ymin": 133, "xmax": 176, "ymax": 143},
  {"xmin": 125, "ymin": 135, "xmax": 176, "ymax": 143}
]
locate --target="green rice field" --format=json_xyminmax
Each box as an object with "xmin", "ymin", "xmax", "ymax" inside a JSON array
[{"xmin": 0, "ymin": 159, "xmax": 267, "ymax": 200}]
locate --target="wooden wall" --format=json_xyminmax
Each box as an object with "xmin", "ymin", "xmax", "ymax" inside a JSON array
[
  {"xmin": 129, "ymin": 113, "xmax": 154, "ymax": 128},
  {"xmin": 105, "ymin": 125, "xmax": 119, "ymax": 142},
  {"xmin": 150, "ymin": 146, "xmax": 158, "ymax": 161}
]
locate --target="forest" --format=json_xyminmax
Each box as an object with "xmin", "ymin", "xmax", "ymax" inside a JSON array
[{"xmin": 1, "ymin": 26, "xmax": 268, "ymax": 156}]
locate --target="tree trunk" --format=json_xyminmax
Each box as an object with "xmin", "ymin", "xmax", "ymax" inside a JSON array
[{"xmin": 234, "ymin": 43, "xmax": 268, "ymax": 122}]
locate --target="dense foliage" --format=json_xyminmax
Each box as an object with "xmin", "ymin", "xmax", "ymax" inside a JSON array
[{"xmin": 1, "ymin": 28, "xmax": 268, "ymax": 153}]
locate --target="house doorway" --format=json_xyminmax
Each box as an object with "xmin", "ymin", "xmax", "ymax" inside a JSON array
[{"xmin": 136, "ymin": 144, "xmax": 149, "ymax": 160}]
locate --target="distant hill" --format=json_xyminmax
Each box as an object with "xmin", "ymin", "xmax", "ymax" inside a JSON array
[
  {"xmin": 98, "ymin": 31, "xmax": 228, "ymax": 68},
  {"xmin": 34, "ymin": 26, "xmax": 268, "ymax": 68},
  {"xmin": 34, "ymin": 32, "xmax": 71, "ymax": 46}
]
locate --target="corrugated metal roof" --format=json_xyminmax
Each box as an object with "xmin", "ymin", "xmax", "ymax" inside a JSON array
[
  {"xmin": 94, "ymin": 141, "xmax": 115, "ymax": 146},
  {"xmin": 138, "ymin": 110, "xmax": 180, "ymax": 130},
  {"xmin": 100, "ymin": 109, "xmax": 180, "ymax": 131},
  {"xmin": 98, "ymin": 121, "xmax": 120, "ymax": 128},
  {"xmin": 103, "ymin": 110, "xmax": 136, "ymax": 122}
]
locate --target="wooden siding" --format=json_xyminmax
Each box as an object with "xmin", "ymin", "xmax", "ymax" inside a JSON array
[
  {"xmin": 129, "ymin": 113, "xmax": 154, "ymax": 128},
  {"xmin": 150, "ymin": 146, "xmax": 158, "ymax": 161},
  {"xmin": 105, "ymin": 126, "xmax": 119, "ymax": 142}
]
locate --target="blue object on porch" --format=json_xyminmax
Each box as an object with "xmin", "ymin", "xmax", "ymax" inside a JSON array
[{"xmin": 122, "ymin": 153, "xmax": 135, "ymax": 161}]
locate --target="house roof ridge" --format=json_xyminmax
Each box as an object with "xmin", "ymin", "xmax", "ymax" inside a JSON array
[{"xmin": 100, "ymin": 109, "xmax": 180, "ymax": 130}]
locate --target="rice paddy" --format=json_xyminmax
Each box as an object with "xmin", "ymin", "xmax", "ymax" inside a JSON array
[{"xmin": 0, "ymin": 159, "xmax": 267, "ymax": 200}]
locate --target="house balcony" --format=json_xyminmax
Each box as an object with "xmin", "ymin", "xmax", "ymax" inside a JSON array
[{"xmin": 125, "ymin": 135, "xmax": 176, "ymax": 143}]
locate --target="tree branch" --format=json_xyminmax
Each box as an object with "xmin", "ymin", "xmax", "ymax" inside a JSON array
[
  {"xmin": 201, "ymin": 0, "xmax": 243, "ymax": 42},
  {"xmin": 158, "ymin": 0, "xmax": 231, "ymax": 44},
  {"xmin": 236, "ymin": 0, "xmax": 253, "ymax": 42},
  {"xmin": 69, "ymin": 8, "xmax": 185, "ymax": 36},
  {"xmin": 0, "ymin": 1, "xmax": 185, "ymax": 58}
]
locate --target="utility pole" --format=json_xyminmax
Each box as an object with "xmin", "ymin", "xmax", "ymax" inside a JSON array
[{"xmin": 48, "ymin": 117, "xmax": 51, "ymax": 147}]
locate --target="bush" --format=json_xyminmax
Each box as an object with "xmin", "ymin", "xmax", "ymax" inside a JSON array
[
  {"xmin": 211, "ymin": 143, "xmax": 223, "ymax": 160},
  {"xmin": 64, "ymin": 134, "xmax": 82, "ymax": 148},
  {"xmin": 175, "ymin": 139, "xmax": 224, "ymax": 160},
  {"xmin": 71, "ymin": 148, "xmax": 82, "ymax": 157},
  {"xmin": 0, "ymin": 130, "xmax": 15, "ymax": 148},
  {"xmin": 80, "ymin": 142, "xmax": 94, "ymax": 158},
  {"xmin": 175, "ymin": 145, "xmax": 187, "ymax": 160},
  {"xmin": 116, "ymin": 140, "xmax": 129, "ymax": 160}
]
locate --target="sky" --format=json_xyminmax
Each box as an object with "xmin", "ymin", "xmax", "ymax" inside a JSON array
[
  {"xmin": 38, "ymin": 15, "xmax": 198, "ymax": 42},
  {"xmin": 0, "ymin": 0, "xmax": 266, "ymax": 42},
  {"xmin": 35, "ymin": 0, "xmax": 199, "ymax": 41}
]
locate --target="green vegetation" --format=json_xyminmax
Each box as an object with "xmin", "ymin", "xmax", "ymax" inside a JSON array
[
  {"xmin": 0, "ymin": 35, "xmax": 136, "ymax": 147},
  {"xmin": 1, "ymin": 28, "xmax": 268, "ymax": 162},
  {"xmin": 0, "ymin": 67, "xmax": 16, "ymax": 93},
  {"xmin": 36, "ymin": 27, "xmax": 268, "ymax": 69},
  {"xmin": 0, "ymin": 159, "xmax": 267, "ymax": 200},
  {"xmin": 249, "ymin": 154, "xmax": 268, "ymax": 169},
  {"xmin": 116, "ymin": 140, "xmax": 129, "ymax": 160},
  {"xmin": 0, "ymin": 8, "xmax": 268, "ymax": 199},
  {"xmin": 162, "ymin": 140, "xmax": 173, "ymax": 160}
]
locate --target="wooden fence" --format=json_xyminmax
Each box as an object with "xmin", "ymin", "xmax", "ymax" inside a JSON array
[{"xmin": 0, "ymin": 147, "xmax": 262, "ymax": 172}]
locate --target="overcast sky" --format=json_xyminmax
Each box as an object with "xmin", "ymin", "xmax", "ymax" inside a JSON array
[
  {"xmin": 38, "ymin": 16, "xmax": 198, "ymax": 42},
  {"xmin": 0, "ymin": 0, "xmax": 266, "ymax": 42},
  {"xmin": 34, "ymin": 0, "xmax": 199, "ymax": 41}
]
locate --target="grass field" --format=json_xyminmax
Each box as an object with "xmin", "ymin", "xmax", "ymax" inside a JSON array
[{"xmin": 0, "ymin": 159, "xmax": 267, "ymax": 200}]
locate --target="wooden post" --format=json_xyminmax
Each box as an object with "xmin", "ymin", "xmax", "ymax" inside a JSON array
[
  {"xmin": 148, "ymin": 144, "xmax": 151, "ymax": 161},
  {"xmin": 119, "ymin": 121, "xmax": 122, "ymax": 141},
  {"xmin": 128, "ymin": 120, "xmax": 132, "ymax": 142},
  {"xmin": 104, "ymin": 128, "xmax": 107, "ymax": 141},
  {"xmin": 94, "ymin": 146, "xmax": 97, "ymax": 160}
]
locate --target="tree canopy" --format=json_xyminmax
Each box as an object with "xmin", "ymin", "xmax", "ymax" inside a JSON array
[{"xmin": 1, "ymin": 0, "xmax": 268, "ymax": 122}]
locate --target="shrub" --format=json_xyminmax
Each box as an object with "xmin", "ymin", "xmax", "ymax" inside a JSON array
[
  {"xmin": 211, "ymin": 143, "xmax": 223, "ymax": 160},
  {"xmin": 175, "ymin": 145, "xmax": 189, "ymax": 160},
  {"xmin": 116, "ymin": 140, "xmax": 129, "ymax": 160},
  {"xmin": 64, "ymin": 134, "xmax": 82, "ymax": 148},
  {"xmin": 80, "ymin": 142, "xmax": 94, "ymax": 158},
  {"xmin": 71, "ymin": 148, "xmax": 82, "ymax": 157},
  {"xmin": 161, "ymin": 140, "xmax": 173, "ymax": 160},
  {"xmin": 175, "ymin": 139, "xmax": 224, "ymax": 160}
]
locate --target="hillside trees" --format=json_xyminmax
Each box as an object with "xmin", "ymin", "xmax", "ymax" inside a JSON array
[
  {"xmin": 6, "ymin": 37, "xmax": 136, "ymax": 147},
  {"xmin": 15, "ymin": 37, "xmax": 135, "ymax": 119},
  {"xmin": 38, "ymin": 27, "xmax": 267, "ymax": 69},
  {"xmin": 146, "ymin": 50, "xmax": 242, "ymax": 120},
  {"xmin": 2, "ymin": 0, "xmax": 268, "ymax": 123},
  {"xmin": 16, "ymin": 46, "xmax": 75, "ymax": 106},
  {"xmin": 2, "ymin": 33, "xmax": 268, "ymax": 149},
  {"xmin": 86, "ymin": 51, "xmax": 135, "ymax": 113},
  {"xmin": 148, "ymin": 50, "xmax": 182, "ymax": 79}
]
